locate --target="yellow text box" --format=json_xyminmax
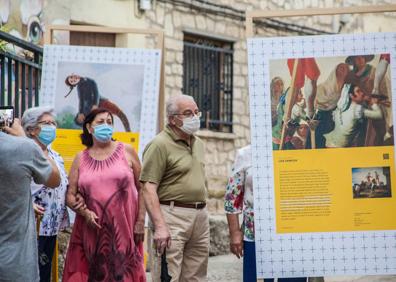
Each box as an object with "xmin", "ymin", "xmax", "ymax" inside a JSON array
[{"xmin": 273, "ymin": 146, "xmax": 395, "ymax": 233}]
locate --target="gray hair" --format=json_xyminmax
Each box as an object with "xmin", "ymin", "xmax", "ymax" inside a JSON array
[
  {"xmin": 166, "ymin": 94, "xmax": 195, "ymax": 118},
  {"xmin": 22, "ymin": 106, "xmax": 55, "ymax": 137}
]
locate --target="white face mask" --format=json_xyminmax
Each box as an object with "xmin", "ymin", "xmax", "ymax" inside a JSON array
[{"xmin": 179, "ymin": 115, "xmax": 201, "ymax": 135}]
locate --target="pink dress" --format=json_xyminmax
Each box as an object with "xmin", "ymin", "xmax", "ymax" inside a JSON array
[{"xmin": 63, "ymin": 142, "xmax": 146, "ymax": 282}]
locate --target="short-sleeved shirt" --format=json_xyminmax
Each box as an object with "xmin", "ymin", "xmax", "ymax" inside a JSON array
[
  {"xmin": 140, "ymin": 125, "xmax": 207, "ymax": 203},
  {"xmin": 224, "ymin": 146, "xmax": 255, "ymax": 241},
  {"xmin": 0, "ymin": 132, "xmax": 53, "ymax": 282},
  {"xmin": 31, "ymin": 147, "xmax": 70, "ymax": 236}
]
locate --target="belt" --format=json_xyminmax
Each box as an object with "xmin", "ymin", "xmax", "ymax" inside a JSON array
[{"xmin": 160, "ymin": 201, "xmax": 206, "ymax": 209}]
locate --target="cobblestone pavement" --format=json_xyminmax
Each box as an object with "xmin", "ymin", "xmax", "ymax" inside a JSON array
[
  {"xmin": 145, "ymin": 254, "xmax": 243, "ymax": 281},
  {"xmin": 207, "ymin": 254, "xmax": 243, "ymax": 282},
  {"xmin": 325, "ymin": 276, "xmax": 396, "ymax": 282},
  {"xmin": 146, "ymin": 254, "xmax": 396, "ymax": 282}
]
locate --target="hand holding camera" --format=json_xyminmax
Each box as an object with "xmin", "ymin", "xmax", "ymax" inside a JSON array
[
  {"xmin": 0, "ymin": 106, "xmax": 14, "ymax": 128},
  {"xmin": 3, "ymin": 118, "xmax": 26, "ymax": 137},
  {"xmin": 0, "ymin": 106, "xmax": 25, "ymax": 136}
]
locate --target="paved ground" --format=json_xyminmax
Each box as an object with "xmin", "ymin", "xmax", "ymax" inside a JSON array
[
  {"xmin": 145, "ymin": 254, "xmax": 243, "ymax": 281},
  {"xmin": 146, "ymin": 254, "xmax": 396, "ymax": 282},
  {"xmin": 207, "ymin": 254, "xmax": 243, "ymax": 282},
  {"xmin": 325, "ymin": 276, "xmax": 396, "ymax": 282}
]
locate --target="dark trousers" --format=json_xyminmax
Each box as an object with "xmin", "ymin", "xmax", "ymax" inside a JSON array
[
  {"xmin": 244, "ymin": 241, "xmax": 307, "ymax": 282},
  {"xmin": 38, "ymin": 235, "xmax": 57, "ymax": 282},
  {"xmin": 314, "ymin": 109, "xmax": 335, "ymax": 149},
  {"xmin": 244, "ymin": 241, "xmax": 258, "ymax": 282}
]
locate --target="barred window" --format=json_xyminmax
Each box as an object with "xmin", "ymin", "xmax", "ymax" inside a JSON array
[{"xmin": 183, "ymin": 33, "xmax": 233, "ymax": 133}]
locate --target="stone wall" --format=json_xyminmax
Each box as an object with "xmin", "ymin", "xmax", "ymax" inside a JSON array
[
  {"xmin": 4, "ymin": 0, "xmax": 395, "ymax": 216},
  {"xmin": 144, "ymin": 1, "xmax": 258, "ymax": 213},
  {"xmin": 141, "ymin": 0, "xmax": 396, "ymax": 214},
  {"xmin": 24, "ymin": 0, "xmax": 396, "ymax": 272}
]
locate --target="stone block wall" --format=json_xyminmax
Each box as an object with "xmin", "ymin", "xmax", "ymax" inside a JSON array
[
  {"xmin": 144, "ymin": 2, "xmax": 255, "ymax": 213},
  {"xmin": 142, "ymin": 0, "xmax": 396, "ymax": 214},
  {"xmin": 8, "ymin": 0, "xmax": 392, "ymax": 215}
]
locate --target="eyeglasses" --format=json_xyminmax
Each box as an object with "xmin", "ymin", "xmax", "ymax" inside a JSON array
[
  {"xmin": 38, "ymin": 120, "xmax": 57, "ymax": 127},
  {"xmin": 173, "ymin": 111, "xmax": 202, "ymax": 118}
]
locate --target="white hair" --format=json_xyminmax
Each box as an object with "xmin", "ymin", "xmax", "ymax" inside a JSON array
[
  {"xmin": 21, "ymin": 106, "xmax": 55, "ymax": 137},
  {"xmin": 166, "ymin": 94, "xmax": 195, "ymax": 118}
]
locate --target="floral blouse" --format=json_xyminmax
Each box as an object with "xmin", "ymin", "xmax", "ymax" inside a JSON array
[
  {"xmin": 31, "ymin": 148, "xmax": 70, "ymax": 236},
  {"xmin": 224, "ymin": 145, "xmax": 255, "ymax": 241}
]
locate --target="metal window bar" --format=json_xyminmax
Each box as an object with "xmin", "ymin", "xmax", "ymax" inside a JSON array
[
  {"xmin": 183, "ymin": 41, "xmax": 233, "ymax": 133},
  {"xmin": 0, "ymin": 30, "xmax": 43, "ymax": 117},
  {"xmin": 0, "ymin": 55, "xmax": 5, "ymax": 106}
]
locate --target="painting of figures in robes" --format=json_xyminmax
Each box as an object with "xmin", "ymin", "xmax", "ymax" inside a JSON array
[{"xmin": 269, "ymin": 54, "xmax": 393, "ymax": 151}]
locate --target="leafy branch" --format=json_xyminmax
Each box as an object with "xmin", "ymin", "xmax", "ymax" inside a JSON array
[{"xmin": 0, "ymin": 24, "xmax": 12, "ymax": 52}]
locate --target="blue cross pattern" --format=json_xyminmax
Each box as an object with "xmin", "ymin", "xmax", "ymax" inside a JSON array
[
  {"xmin": 40, "ymin": 45, "xmax": 162, "ymax": 157},
  {"xmin": 246, "ymin": 32, "xmax": 396, "ymax": 278}
]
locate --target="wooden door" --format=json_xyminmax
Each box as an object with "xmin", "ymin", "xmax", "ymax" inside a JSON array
[{"xmin": 70, "ymin": 31, "xmax": 116, "ymax": 47}]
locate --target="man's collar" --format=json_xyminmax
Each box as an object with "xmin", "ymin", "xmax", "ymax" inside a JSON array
[{"xmin": 165, "ymin": 125, "xmax": 195, "ymax": 143}]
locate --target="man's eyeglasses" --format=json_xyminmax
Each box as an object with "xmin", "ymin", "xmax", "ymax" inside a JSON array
[{"xmin": 173, "ymin": 111, "xmax": 202, "ymax": 118}]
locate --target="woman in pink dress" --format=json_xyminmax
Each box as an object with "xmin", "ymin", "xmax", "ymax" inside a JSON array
[{"xmin": 64, "ymin": 108, "xmax": 146, "ymax": 282}]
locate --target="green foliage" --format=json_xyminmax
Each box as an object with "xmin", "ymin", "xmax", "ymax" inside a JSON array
[
  {"xmin": 56, "ymin": 112, "xmax": 80, "ymax": 129},
  {"xmin": 0, "ymin": 25, "xmax": 12, "ymax": 53}
]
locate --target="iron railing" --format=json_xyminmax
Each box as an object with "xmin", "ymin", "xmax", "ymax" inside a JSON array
[
  {"xmin": 0, "ymin": 30, "xmax": 43, "ymax": 117},
  {"xmin": 183, "ymin": 41, "xmax": 233, "ymax": 133}
]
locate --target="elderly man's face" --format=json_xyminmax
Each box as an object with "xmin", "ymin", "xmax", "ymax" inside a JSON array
[
  {"xmin": 178, "ymin": 99, "xmax": 199, "ymax": 118},
  {"xmin": 170, "ymin": 97, "xmax": 199, "ymax": 127}
]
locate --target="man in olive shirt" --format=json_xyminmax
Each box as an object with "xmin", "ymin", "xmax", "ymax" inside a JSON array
[{"xmin": 140, "ymin": 94, "xmax": 209, "ymax": 282}]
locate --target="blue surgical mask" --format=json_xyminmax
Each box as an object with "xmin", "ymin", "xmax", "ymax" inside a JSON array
[
  {"xmin": 92, "ymin": 124, "xmax": 113, "ymax": 143},
  {"xmin": 38, "ymin": 125, "xmax": 56, "ymax": 146}
]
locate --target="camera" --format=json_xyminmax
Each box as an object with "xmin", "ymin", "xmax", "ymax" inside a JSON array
[{"xmin": 0, "ymin": 106, "xmax": 14, "ymax": 131}]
